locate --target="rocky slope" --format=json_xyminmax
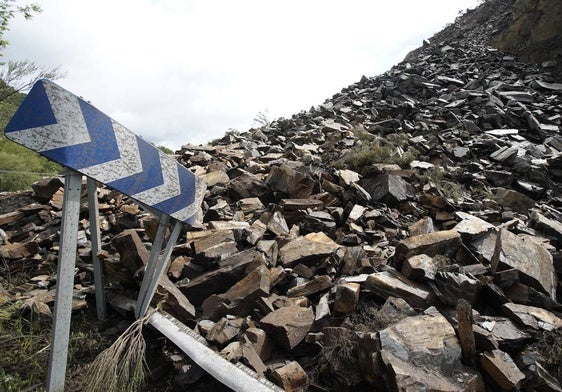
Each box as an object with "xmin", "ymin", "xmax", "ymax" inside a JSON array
[{"xmin": 1, "ymin": 0, "xmax": 562, "ymax": 390}]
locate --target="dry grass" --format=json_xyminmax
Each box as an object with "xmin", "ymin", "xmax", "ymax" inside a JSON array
[
  {"xmin": 535, "ymin": 329, "xmax": 562, "ymax": 382},
  {"xmin": 332, "ymin": 133, "xmax": 420, "ymax": 171},
  {"xmin": 83, "ymin": 311, "xmax": 153, "ymax": 392}
]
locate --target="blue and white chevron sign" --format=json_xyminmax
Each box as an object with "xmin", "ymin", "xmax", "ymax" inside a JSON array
[{"xmin": 4, "ymin": 80, "xmax": 206, "ymax": 224}]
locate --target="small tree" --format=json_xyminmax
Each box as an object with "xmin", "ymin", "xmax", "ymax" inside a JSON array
[
  {"xmin": 0, "ymin": 61, "xmax": 64, "ymax": 102},
  {"xmin": 0, "ymin": 1, "xmax": 64, "ymax": 190},
  {"xmin": 0, "ymin": 1, "xmax": 64, "ymax": 103},
  {"xmin": 0, "ymin": 0, "xmax": 42, "ymax": 52}
]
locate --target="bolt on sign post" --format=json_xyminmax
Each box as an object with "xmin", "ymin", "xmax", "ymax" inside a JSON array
[{"xmin": 4, "ymin": 80, "xmax": 206, "ymax": 391}]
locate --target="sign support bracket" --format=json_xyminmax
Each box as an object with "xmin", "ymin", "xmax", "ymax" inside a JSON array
[
  {"xmin": 87, "ymin": 178, "xmax": 106, "ymax": 320},
  {"xmin": 135, "ymin": 217, "xmax": 183, "ymax": 318}
]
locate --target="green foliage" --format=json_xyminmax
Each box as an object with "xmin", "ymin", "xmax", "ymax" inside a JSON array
[
  {"xmin": 0, "ymin": 2, "xmax": 64, "ymax": 103},
  {"xmin": 0, "ymin": 294, "xmax": 111, "ymax": 390},
  {"xmin": 0, "ymin": 0, "xmax": 42, "ymax": 53},
  {"xmin": 0, "ymin": 81, "xmax": 23, "ymax": 130},
  {"xmin": 0, "ymin": 88, "xmax": 62, "ymax": 191},
  {"xmin": 0, "ymin": 300, "xmax": 50, "ymax": 391},
  {"xmin": 419, "ymin": 167, "xmax": 466, "ymax": 203},
  {"xmin": 0, "ymin": 138, "xmax": 62, "ymax": 191},
  {"xmin": 156, "ymin": 145, "xmax": 174, "ymax": 155}
]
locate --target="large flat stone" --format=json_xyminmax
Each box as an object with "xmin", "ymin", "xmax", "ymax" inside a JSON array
[
  {"xmin": 260, "ymin": 306, "xmax": 314, "ymax": 350},
  {"xmin": 502, "ymin": 303, "xmax": 562, "ymax": 331},
  {"xmin": 394, "ymin": 229, "xmax": 461, "ymax": 264},
  {"xmin": 365, "ymin": 270, "xmax": 433, "ymax": 309},
  {"xmin": 490, "ymin": 229, "xmax": 557, "ymax": 300},
  {"xmin": 481, "ymin": 350, "xmax": 525, "ymax": 390},
  {"xmin": 359, "ymin": 174, "xmax": 414, "ymax": 205},
  {"xmin": 378, "ymin": 307, "xmax": 482, "ymax": 391},
  {"xmin": 279, "ymin": 232, "xmax": 339, "ymax": 267}
]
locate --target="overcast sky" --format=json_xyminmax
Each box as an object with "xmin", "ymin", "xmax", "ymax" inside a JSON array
[{"xmin": 4, "ymin": 0, "xmax": 480, "ymax": 151}]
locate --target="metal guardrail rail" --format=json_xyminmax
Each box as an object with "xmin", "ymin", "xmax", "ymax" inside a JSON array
[{"xmin": 108, "ymin": 293, "xmax": 284, "ymax": 392}]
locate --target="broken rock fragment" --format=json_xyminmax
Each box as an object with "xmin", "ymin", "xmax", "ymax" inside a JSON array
[
  {"xmin": 201, "ymin": 265, "xmax": 270, "ymax": 320},
  {"xmin": 501, "ymin": 302, "xmax": 562, "ymax": 331},
  {"xmin": 287, "ymin": 275, "xmax": 332, "ymax": 298},
  {"xmin": 378, "ymin": 307, "xmax": 483, "ymax": 391},
  {"xmin": 333, "ymin": 282, "xmax": 360, "ymax": 313},
  {"xmin": 365, "ymin": 269, "xmax": 433, "ymax": 309},
  {"xmin": 491, "ymin": 229, "xmax": 557, "ymax": 300},
  {"xmin": 260, "ymin": 306, "xmax": 314, "ymax": 351},
  {"xmin": 394, "ymin": 229, "xmax": 461, "ymax": 264},
  {"xmin": 270, "ymin": 361, "xmax": 309, "ymax": 392},
  {"xmin": 278, "ymin": 232, "xmax": 339, "ymax": 267},
  {"xmin": 480, "ymin": 350, "xmax": 525, "ymax": 390},
  {"xmin": 359, "ymin": 174, "xmax": 414, "ymax": 205}
]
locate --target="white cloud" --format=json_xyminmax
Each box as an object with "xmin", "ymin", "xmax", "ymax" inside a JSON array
[{"xmin": 3, "ymin": 0, "xmax": 479, "ymax": 150}]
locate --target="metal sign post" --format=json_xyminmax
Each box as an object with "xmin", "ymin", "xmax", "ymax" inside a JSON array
[{"xmin": 46, "ymin": 171, "xmax": 82, "ymax": 391}]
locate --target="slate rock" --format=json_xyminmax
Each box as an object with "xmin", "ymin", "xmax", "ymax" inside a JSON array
[
  {"xmin": 408, "ymin": 216, "xmax": 435, "ymax": 236},
  {"xmin": 31, "ymin": 177, "xmax": 64, "ymax": 201},
  {"xmin": 491, "ymin": 229, "xmax": 557, "ymax": 300},
  {"xmin": 287, "ymin": 275, "xmax": 332, "ymax": 298},
  {"xmin": 473, "ymin": 316, "xmax": 531, "ymax": 353},
  {"xmin": 228, "ymin": 171, "xmax": 271, "ymax": 201},
  {"xmin": 378, "ymin": 307, "xmax": 483, "ymax": 391},
  {"xmin": 430, "ymin": 272, "xmax": 483, "ymax": 306},
  {"xmin": 112, "ymin": 229, "xmax": 150, "ymax": 274},
  {"xmin": 278, "ymin": 232, "xmax": 339, "ymax": 267},
  {"xmin": 270, "ymin": 361, "xmax": 309, "ymax": 391},
  {"xmin": 260, "ymin": 306, "xmax": 314, "ymax": 351},
  {"xmin": 394, "ymin": 229, "xmax": 461, "ymax": 264},
  {"xmin": 365, "ymin": 269, "xmax": 434, "ymax": 309},
  {"xmin": 333, "ymin": 282, "xmax": 360, "ymax": 313},
  {"xmin": 501, "ymin": 302, "xmax": 562, "ymax": 331},
  {"xmin": 530, "ymin": 211, "xmax": 562, "ymax": 244},
  {"xmin": 266, "ymin": 164, "xmax": 316, "ymax": 198},
  {"xmin": 495, "ymin": 189, "xmax": 535, "ymax": 213},
  {"xmin": 454, "ymin": 212, "xmax": 496, "ymax": 238},
  {"xmin": 480, "ymin": 349, "xmax": 525, "ymax": 390},
  {"xmin": 201, "ymin": 265, "xmax": 270, "ymax": 320},
  {"xmin": 359, "ymin": 174, "xmax": 415, "ymax": 206},
  {"xmin": 402, "ymin": 254, "xmax": 439, "ymax": 281},
  {"xmin": 180, "ymin": 249, "xmax": 264, "ymax": 306}
]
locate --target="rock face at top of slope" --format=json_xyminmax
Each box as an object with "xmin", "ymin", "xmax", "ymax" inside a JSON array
[
  {"xmin": 493, "ymin": 0, "xmax": 562, "ymax": 80},
  {"xmin": 406, "ymin": 0, "xmax": 562, "ymax": 81}
]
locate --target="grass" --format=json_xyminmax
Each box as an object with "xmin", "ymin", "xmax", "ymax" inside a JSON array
[
  {"xmin": 332, "ymin": 133, "xmax": 420, "ymax": 172},
  {"xmin": 0, "ymin": 299, "xmax": 52, "ymax": 390},
  {"xmin": 418, "ymin": 166, "xmax": 467, "ymax": 203},
  {"xmin": 0, "ymin": 288, "xmax": 113, "ymax": 391}
]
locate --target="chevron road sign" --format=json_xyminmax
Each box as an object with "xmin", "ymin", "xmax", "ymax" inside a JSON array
[{"xmin": 4, "ymin": 80, "xmax": 206, "ymax": 224}]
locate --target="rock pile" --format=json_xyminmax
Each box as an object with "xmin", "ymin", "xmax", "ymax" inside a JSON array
[{"xmin": 2, "ymin": 0, "xmax": 562, "ymax": 390}]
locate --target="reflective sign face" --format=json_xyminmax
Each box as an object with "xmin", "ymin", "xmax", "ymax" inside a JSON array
[{"xmin": 5, "ymin": 80, "xmax": 206, "ymax": 224}]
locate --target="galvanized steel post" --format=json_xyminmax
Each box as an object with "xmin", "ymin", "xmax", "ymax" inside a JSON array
[{"xmin": 47, "ymin": 171, "xmax": 82, "ymax": 391}]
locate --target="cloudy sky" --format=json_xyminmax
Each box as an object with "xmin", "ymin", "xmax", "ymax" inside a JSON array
[{"xmin": 4, "ymin": 0, "xmax": 480, "ymax": 151}]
